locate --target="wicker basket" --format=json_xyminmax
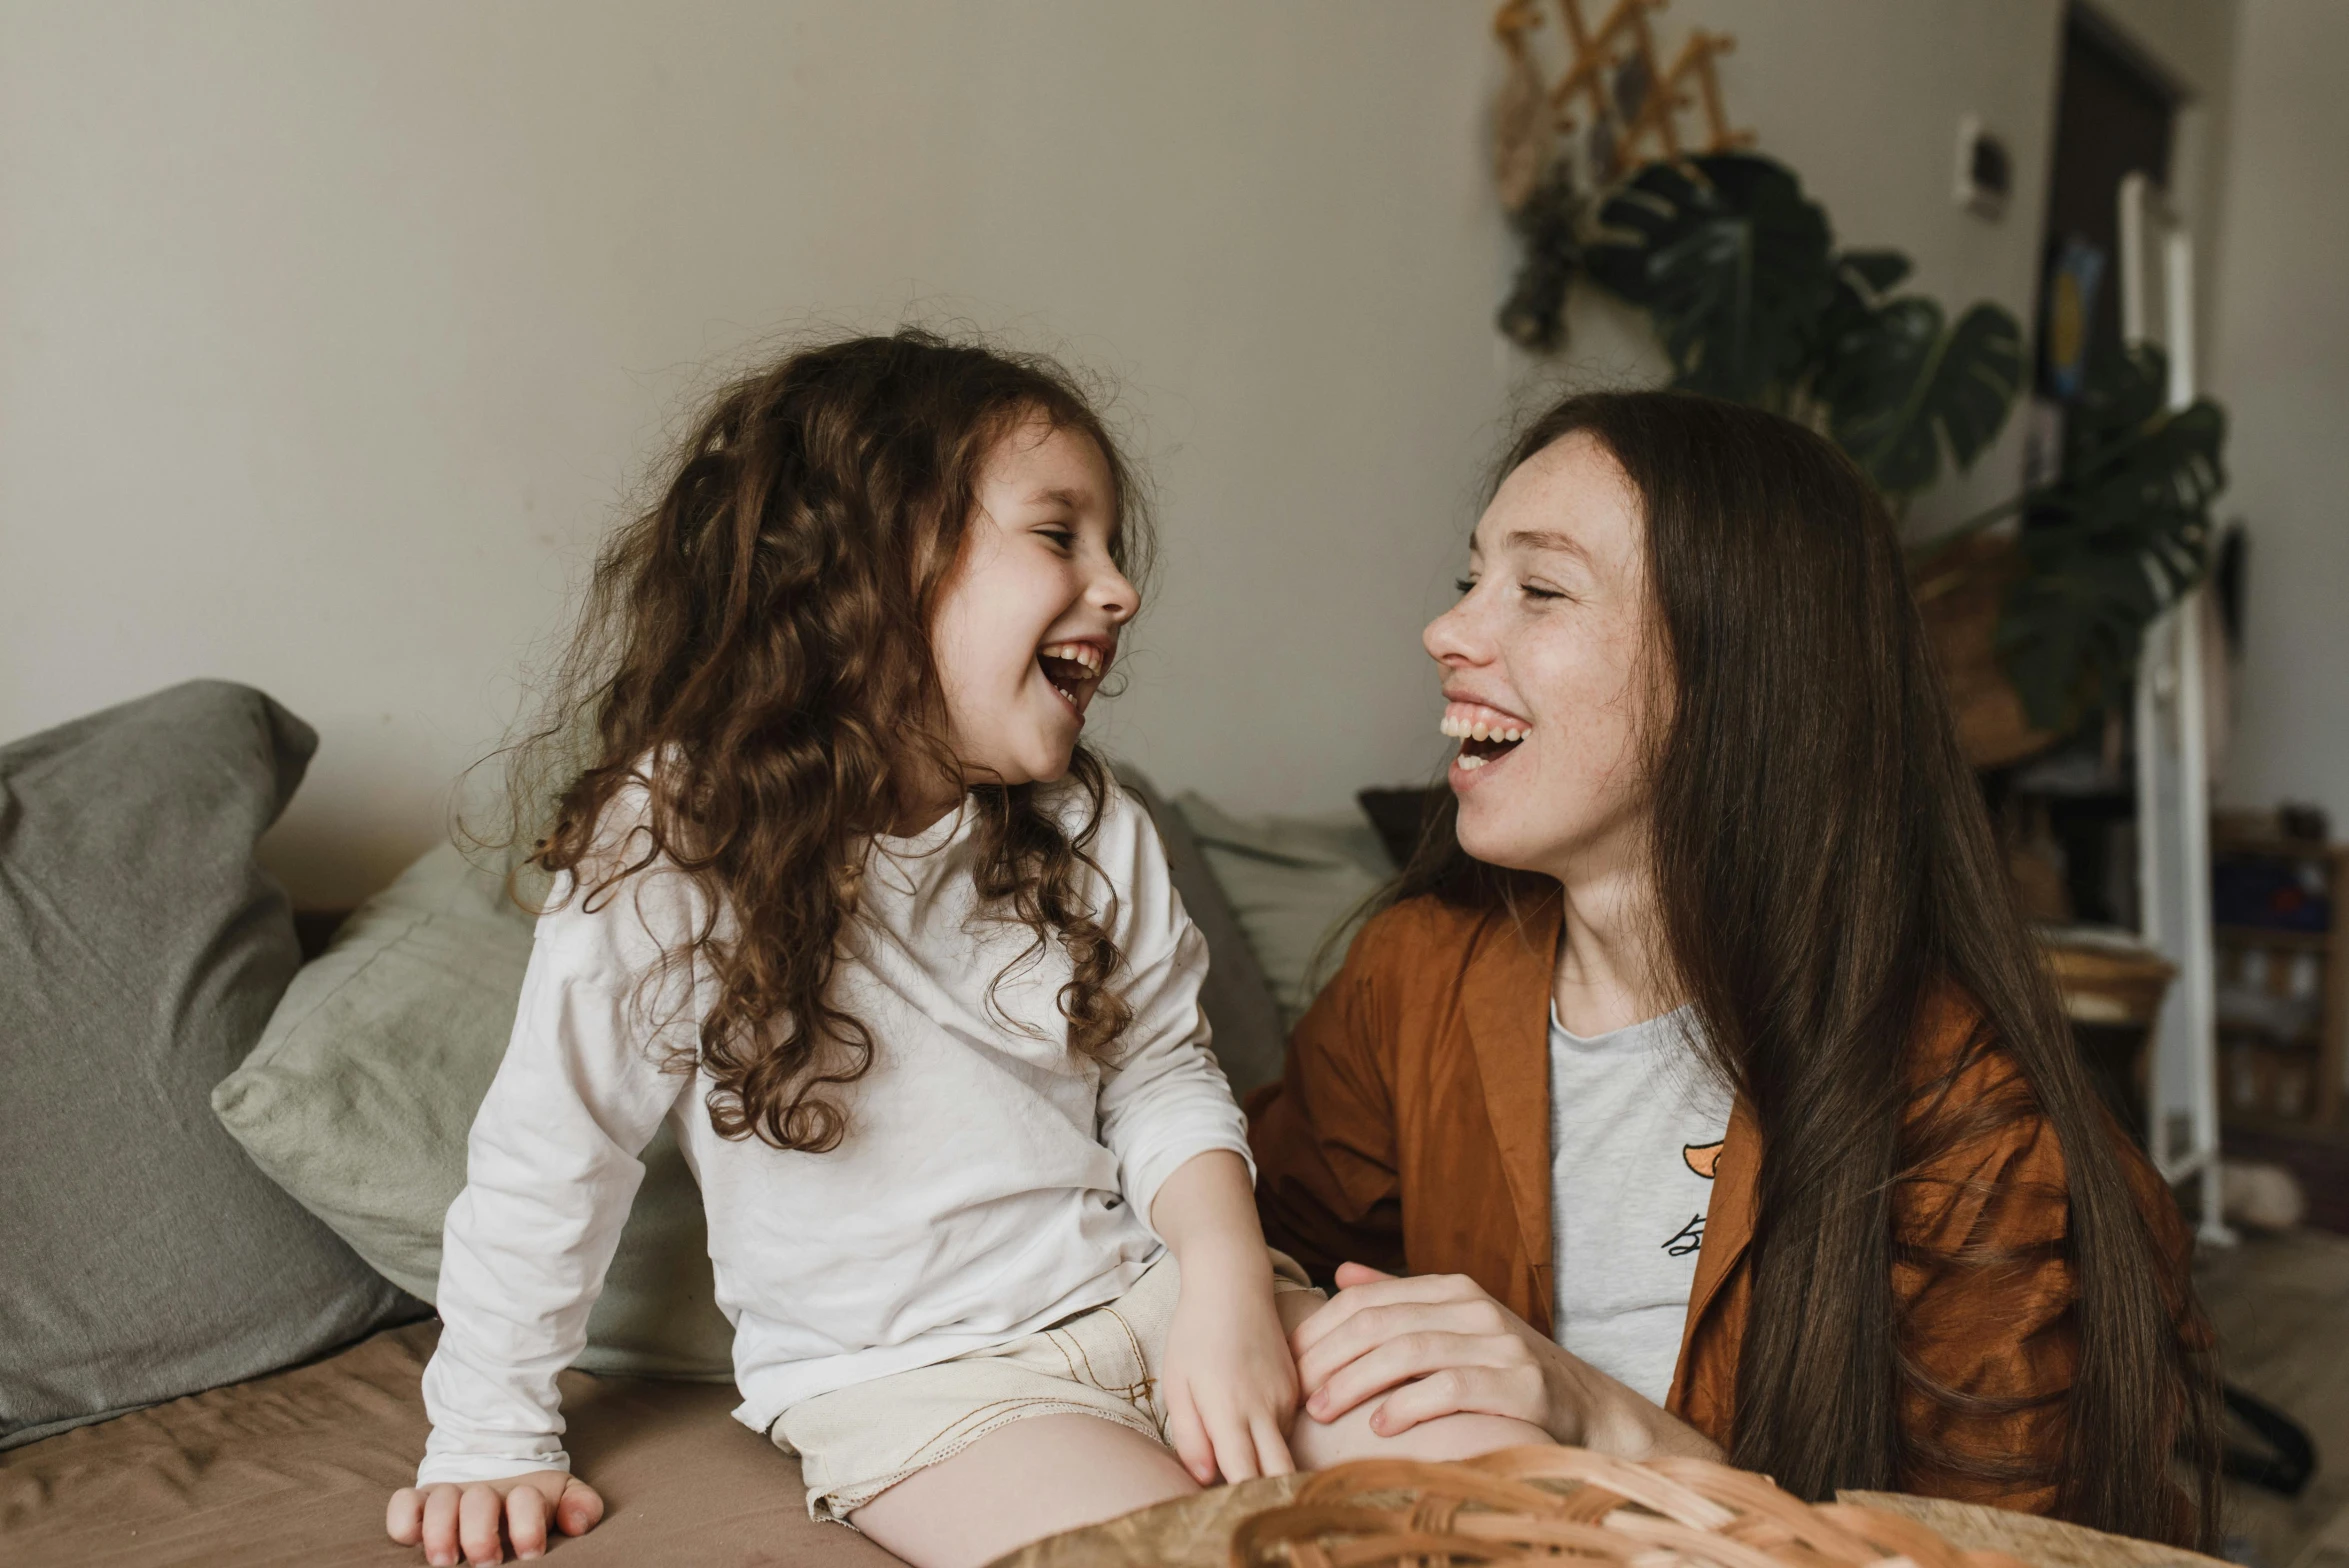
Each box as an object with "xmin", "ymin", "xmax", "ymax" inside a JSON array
[{"xmin": 1229, "ymin": 1446, "xmax": 2033, "ymax": 1568}]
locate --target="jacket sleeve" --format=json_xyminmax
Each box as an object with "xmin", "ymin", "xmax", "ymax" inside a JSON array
[
  {"xmin": 1890, "ymin": 1064, "xmax": 2071, "ymax": 1511},
  {"xmin": 1892, "ymin": 1041, "xmax": 2205, "ymax": 1520},
  {"xmin": 1245, "ymin": 915, "xmax": 1409, "ymax": 1288}
]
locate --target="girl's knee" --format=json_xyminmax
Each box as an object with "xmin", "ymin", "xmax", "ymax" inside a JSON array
[
  {"xmin": 1288, "ymin": 1403, "xmax": 1550, "ymax": 1470},
  {"xmin": 1390, "ymin": 1411, "xmax": 1551, "ymax": 1461}
]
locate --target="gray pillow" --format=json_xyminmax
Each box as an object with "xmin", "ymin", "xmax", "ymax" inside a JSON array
[
  {"xmin": 213, "ymin": 843, "xmax": 734, "ymax": 1379},
  {"xmin": 1113, "ymin": 768, "xmax": 1290, "ymax": 1098},
  {"xmin": 0, "ymin": 681, "xmax": 420, "ymax": 1450}
]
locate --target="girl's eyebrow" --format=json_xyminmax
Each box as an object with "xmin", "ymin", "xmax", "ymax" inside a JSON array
[{"xmin": 1026, "ymin": 485, "xmax": 1093, "ymax": 510}]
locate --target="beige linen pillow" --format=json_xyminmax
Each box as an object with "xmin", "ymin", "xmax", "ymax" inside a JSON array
[{"xmin": 212, "ymin": 844, "xmax": 733, "ymax": 1380}]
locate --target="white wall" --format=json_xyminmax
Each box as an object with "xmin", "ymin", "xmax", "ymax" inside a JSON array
[
  {"xmin": 4, "ymin": 0, "xmax": 2296, "ymax": 908},
  {"xmin": 0, "ymin": 1, "xmax": 1519, "ymax": 905},
  {"xmin": 2209, "ymin": 0, "xmax": 2349, "ymax": 826}
]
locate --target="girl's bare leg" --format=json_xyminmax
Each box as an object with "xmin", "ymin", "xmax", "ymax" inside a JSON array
[
  {"xmin": 848, "ymin": 1413, "xmax": 1198, "ymax": 1568},
  {"xmin": 1274, "ymin": 1289, "xmax": 1552, "ymax": 1468}
]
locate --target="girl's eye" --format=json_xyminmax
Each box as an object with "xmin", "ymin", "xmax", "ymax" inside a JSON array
[
  {"xmin": 1454, "ymin": 577, "xmax": 1477, "ymax": 596},
  {"xmin": 1039, "ymin": 528, "xmax": 1076, "ymax": 552}
]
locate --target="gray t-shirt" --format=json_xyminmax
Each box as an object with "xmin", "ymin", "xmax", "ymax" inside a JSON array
[{"xmin": 1547, "ymin": 1004, "xmax": 1733, "ymax": 1406}]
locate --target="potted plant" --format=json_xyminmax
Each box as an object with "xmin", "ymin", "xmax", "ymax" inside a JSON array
[{"xmin": 1504, "ymin": 152, "xmax": 2226, "ymax": 762}]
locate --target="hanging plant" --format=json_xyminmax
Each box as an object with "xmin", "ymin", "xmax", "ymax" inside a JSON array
[{"xmin": 1578, "ymin": 153, "xmax": 2024, "ymax": 500}]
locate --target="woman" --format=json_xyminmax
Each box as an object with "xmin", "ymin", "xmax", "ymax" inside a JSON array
[{"xmin": 1250, "ymin": 391, "xmax": 2218, "ymax": 1545}]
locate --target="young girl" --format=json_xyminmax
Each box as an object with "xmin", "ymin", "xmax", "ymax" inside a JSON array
[{"xmin": 385, "ymin": 332, "xmax": 1318, "ymax": 1568}]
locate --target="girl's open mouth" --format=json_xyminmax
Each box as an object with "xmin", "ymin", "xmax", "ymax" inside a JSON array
[
  {"xmin": 1440, "ymin": 701, "xmax": 1531, "ymax": 775},
  {"xmin": 1038, "ymin": 641, "xmax": 1109, "ymax": 716}
]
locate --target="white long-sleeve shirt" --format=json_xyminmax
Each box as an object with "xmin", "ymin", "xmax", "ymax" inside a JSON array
[{"xmin": 417, "ymin": 780, "xmax": 1251, "ymax": 1485}]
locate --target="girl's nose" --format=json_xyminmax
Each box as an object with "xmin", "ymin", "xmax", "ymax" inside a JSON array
[{"xmin": 1091, "ymin": 562, "xmax": 1139, "ymax": 625}]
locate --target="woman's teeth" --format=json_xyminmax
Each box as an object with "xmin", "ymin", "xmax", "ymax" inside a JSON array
[
  {"xmin": 1438, "ymin": 705, "xmax": 1531, "ymax": 743},
  {"xmin": 1442, "ymin": 701, "xmax": 1530, "ymax": 772}
]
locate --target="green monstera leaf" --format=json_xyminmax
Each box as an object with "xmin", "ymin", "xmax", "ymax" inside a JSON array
[
  {"xmin": 1586, "ymin": 154, "xmax": 1836, "ymax": 406},
  {"xmin": 1818, "ymin": 298, "xmax": 2025, "ymax": 496},
  {"xmin": 1996, "ymin": 346, "xmax": 2226, "ymax": 727}
]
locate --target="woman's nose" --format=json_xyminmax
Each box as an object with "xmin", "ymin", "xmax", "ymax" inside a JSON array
[{"xmin": 1424, "ymin": 596, "xmax": 1482, "ymax": 667}]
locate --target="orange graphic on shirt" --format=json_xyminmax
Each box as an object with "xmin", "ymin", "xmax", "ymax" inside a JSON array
[{"xmin": 1683, "ymin": 1141, "xmax": 1723, "ymax": 1180}]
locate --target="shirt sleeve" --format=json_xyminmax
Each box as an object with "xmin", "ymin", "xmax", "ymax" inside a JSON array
[
  {"xmin": 1090, "ymin": 788, "xmax": 1256, "ymax": 1234},
  {"xmin": 416, "ymin": 860, "xmax": 701, "ymax": 1486}
]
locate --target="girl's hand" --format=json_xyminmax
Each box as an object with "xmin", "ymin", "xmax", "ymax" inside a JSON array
[
  {"xmin": 1291, "ymin": 1263, "xmax": 1720, "ymax": 1461},
  {"xmin": 1160, "ymin": 1244, "xmax": 1300, "ymax": 1485},
  {"xmin": 1145, "ymin": 1150, "xmax": 1303, "ymax": 1485},
  {"xmin": 386, "ymin": 1469, "xmax": 604, "ymax": 1566}
]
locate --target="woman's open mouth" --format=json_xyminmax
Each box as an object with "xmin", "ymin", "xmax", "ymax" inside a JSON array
[
  {"xmin": 1038, "ymin": 640, "xmax": 1110, "ymax": 717},
  {"xmin": 1440, "ymin": 701, "xmax": 1531, "ymax": 777}
]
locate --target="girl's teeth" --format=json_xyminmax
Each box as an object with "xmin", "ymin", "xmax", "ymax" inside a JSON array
[{"xmin": 1041, "ymin": 641, "xmax": 1103, "ymax": 673}]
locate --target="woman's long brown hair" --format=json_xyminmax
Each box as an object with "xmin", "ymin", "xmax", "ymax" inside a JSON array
[
  {"xmin": 505, "ymin": 330, "xmax": 1150, "ymax": 1152},
  {"xmin": 1387, "ymin": 391, "xmax": 2218, "ymax": 1544}
]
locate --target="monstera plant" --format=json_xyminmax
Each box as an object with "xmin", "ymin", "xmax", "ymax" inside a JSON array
[{"xmin": 1510, "ymin": 150, "xmax": 2226, "ymax": 739}]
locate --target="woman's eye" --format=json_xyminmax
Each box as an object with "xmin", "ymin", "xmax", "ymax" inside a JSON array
[
  {"xmin": 1520, "ymin": 582, "xmax": 1565, "ymax": 602},
  {"xmin": 1453, "ymin": 577, "xmax": 1477, "ymax": 596}
]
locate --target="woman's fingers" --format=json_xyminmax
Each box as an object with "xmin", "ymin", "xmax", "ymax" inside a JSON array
[
  {"xmin": 1289, "ymin": 1271, "xmax": 1481, "ymax": 1361},
  {"xmin": 456, "ymin": 1483, "xmax": 506, "ymax": 1565},
  {"xmin": 421, "ymin": 1485, "xmax": 463, "ymax": 1566},
  {"xmin": 552, "ymin": 1477, "xmax": 604, "ymax": 1537},
  {"xmin": 1369, "ymin": 1363, "xmax": 1542, "ymax": 1436},
  {"xmin": 1331, "ymin": 1261, "xmax": 1398, "ymax": 1290},
  {"xmin": 1306, "ymin": 1329, "xmax": 1528, "ymax": 1425},
  {"xmin": 1295, "ymin": 1296, "xmax": 1518, "ymax": 1399},
  {"xmin": 504, "ymin": 1482, "xmax": 549, "ymax": 1561}
]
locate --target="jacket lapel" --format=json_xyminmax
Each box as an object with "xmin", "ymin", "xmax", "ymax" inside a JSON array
[
  {"xmin": 1665, "ymin": 1093, "xmax": 1759, "ymax": 1414},
  {"xmin": 1460, "ymin": 895, "xmax": 1562, "ymax": 1329}
]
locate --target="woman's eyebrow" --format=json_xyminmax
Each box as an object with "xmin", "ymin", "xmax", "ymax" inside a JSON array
[{"xmin": 1503, "ymin": 527, "xmax": 1591, "ymax": 563}]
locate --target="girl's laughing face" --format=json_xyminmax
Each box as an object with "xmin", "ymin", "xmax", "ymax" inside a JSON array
[{"xmin": 929, "ymin": 414, "xmax": 1137, "ymax": 796}]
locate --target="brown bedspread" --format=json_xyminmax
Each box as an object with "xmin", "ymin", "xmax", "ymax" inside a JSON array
[{"xmin": 0, "ymin": 1322, "xmax": 901, "ymax": 1567}]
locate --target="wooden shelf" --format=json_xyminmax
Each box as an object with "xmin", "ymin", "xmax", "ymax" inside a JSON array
[
  {"xmin": 2217, "ymin": 925, "xmax": 2333, "ymax": 952},
  {"xmin": 2212, "ymin": 836, "xmax": 2349, "ymax": 1129}
]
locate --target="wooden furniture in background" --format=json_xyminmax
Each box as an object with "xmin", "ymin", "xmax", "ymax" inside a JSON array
[
  {"xmin": 2040, "ymin": 926, "xmax": 2174, "ymax": 1136},
  {"xmin": 2213, "ymin": 825, "xmax": 2348, "ymax": 1132}
]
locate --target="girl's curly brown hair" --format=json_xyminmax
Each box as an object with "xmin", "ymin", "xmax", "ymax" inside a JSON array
[{"xmin": 506, "ymin": 329, "xmax": 1153, "ymax": 1153}]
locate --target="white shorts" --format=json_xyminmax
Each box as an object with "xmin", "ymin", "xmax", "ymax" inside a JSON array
[{"xmin": 769, "ymin": 1249, "xmax": 1318, "ymax": 1523}]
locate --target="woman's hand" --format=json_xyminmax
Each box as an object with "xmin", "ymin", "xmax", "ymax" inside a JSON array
[
  {"xmin": 1159, "ymin": 1246, "xmax": 1301, "ymax": 1485},
  {"xmin": 386, "ymin": 1469, "xmax": 604, "ymax": 1566},
  {"xmin": 1291, "ymin": 1263, "xmax": 1720, "ymax": 1462}
]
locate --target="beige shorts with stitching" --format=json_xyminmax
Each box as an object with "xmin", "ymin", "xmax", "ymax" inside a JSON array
[{"xmin": 771, "ymin": 1249, "xmax": 1319, "ymax": 1523}]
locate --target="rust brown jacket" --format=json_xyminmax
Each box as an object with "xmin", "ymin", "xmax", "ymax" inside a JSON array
[{"xmin": 1249, "ymin": 891, "xmax": 2184, "ymax": 1514}]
